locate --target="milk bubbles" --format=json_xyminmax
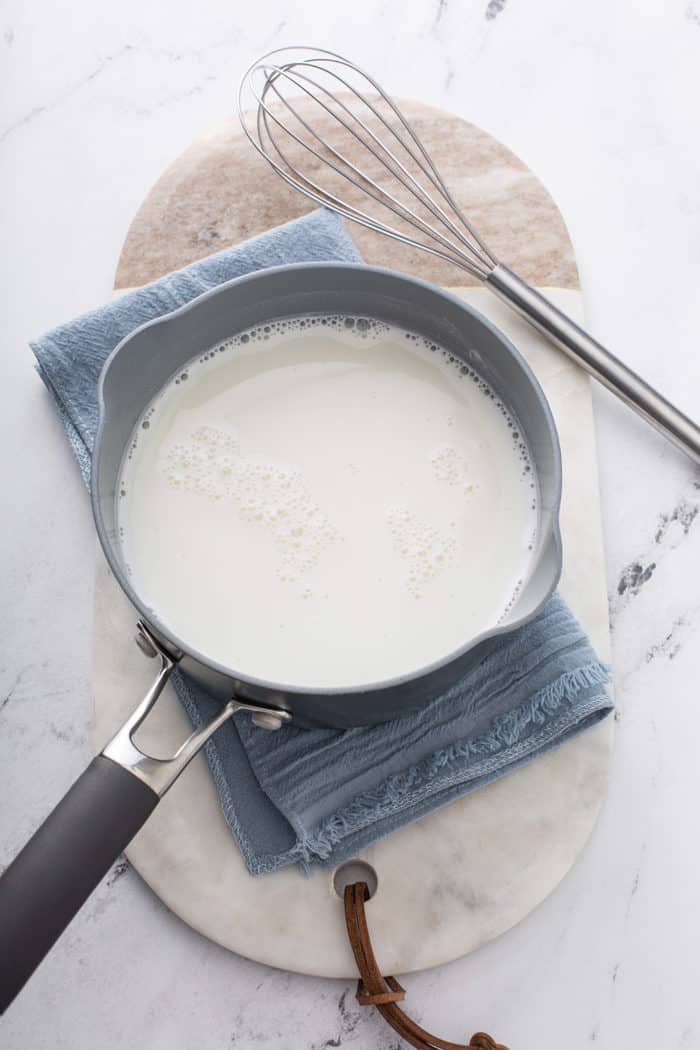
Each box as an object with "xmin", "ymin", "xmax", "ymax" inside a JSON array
[
  {"xmin": 162, "ymin": 425, "xmax": 341, "ymax": 584},
  {"xmin": 116, "ymin": 314, "xmax": 538, "ymax": 688}
]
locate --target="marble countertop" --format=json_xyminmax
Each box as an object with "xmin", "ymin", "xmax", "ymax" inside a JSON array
[{"xmin": 2, "ymin": 3, "xmax": 700, "ymax": 1048}]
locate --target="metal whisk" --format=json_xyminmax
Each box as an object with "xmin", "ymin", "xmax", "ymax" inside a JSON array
[{"xmin": 239, "ymin": 47, "xmax": 700, "ymax": 466}]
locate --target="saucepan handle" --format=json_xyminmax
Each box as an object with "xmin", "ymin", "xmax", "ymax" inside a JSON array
[
  {"xmin": 0, "ymin": 755, "xmax": 159, "ymax": 1012},
  {"xmin": 0, "ymin": 622, "xmax": 290, "ymax": 1013}
]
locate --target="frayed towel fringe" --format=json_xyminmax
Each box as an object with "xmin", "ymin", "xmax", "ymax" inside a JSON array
[{"xmin": 291, "ymin": 661, "xmax": 610, "ymax": 867}]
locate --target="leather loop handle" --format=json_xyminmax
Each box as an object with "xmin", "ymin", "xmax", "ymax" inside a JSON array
[{"xmin": 343, "ymin": 882, "xmax": 509, "ymax": 1050}]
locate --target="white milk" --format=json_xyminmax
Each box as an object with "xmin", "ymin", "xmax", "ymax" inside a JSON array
[{"xmin": 117, "ymin": 315, "xmax": 538, "ymax": 688}]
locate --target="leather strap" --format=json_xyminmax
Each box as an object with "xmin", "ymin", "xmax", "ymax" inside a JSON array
[{"xmin": 343, "ymin": 882, "xmax": 509, "ymax": 1050}]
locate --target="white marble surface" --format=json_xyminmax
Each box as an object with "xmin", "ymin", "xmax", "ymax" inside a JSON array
[{"xmin": 2, "ymin": 2, "xmax": 700, "ymax": 1047}]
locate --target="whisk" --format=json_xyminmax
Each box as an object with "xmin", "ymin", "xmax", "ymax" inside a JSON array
[{"xmin": 238, "ymin": 47, "xmax": 700, "ymax": 465}]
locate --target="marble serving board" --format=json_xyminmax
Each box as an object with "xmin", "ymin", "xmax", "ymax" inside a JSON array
[{"xmin": 91, "ymin": 104, "xmax": 613, "ymax": 978}]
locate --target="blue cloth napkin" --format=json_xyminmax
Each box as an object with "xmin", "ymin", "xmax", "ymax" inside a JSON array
[{"xmin": 32, "ymin": 208, "xmax": 613, "ymax": 874}]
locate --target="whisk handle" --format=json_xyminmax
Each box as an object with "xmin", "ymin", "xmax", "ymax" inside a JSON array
[{"xmin": 487, "ymin": 264, "xmax": 700, "ymax": 466}]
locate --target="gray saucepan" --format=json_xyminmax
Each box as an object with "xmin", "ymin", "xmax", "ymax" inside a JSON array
[{"xmin": 0, "ymin": 262, "xmax": 562, "ymax": 1010}]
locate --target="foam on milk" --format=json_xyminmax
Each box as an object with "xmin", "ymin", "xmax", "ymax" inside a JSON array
[{"xmin": 117, "ymin": 315, "xmax": 538, "ymax": 688}]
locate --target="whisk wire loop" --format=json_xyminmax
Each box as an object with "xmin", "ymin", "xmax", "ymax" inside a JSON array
[
  {"xmin": 240, "ymin": 48, "xmax": 498, "ymax": 278},
  {"xmin": 259, "ymin": 60, "xmax": 488, "ymax": 265}
]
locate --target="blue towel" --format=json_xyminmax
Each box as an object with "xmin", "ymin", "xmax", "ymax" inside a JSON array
[{"xmin": 32, "ymin": 208, "xmax": 613, "ymax": 874}]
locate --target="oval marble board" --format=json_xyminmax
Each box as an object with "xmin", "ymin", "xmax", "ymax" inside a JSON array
[{"xmin": 92, "ymin": 100, "xmax": 613, "ymax": 977}]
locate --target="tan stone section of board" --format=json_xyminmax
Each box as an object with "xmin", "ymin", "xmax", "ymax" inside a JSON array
[{"xmin": 115, "ymin": 99, "xmax": 578, "ymax": 291}]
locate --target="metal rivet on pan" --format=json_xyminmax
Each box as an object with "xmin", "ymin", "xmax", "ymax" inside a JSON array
[
  {"xmin": 134, "ymin": 629, "xmax": 158, "ymax": 659},
  {"xmin": 250, "ymin": 711, "xmax": 286, "ymax": 731}
]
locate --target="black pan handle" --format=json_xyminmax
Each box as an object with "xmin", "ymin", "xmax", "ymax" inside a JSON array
[
  {"xmin": 0, "ymin": 756, "xmax": 158, "ymax": 1013},
  {"xmin": 0, "ymin": 621, "xmax": 290, "ymax": 1013}
]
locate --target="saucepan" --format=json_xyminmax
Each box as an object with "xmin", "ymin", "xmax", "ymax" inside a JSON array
[{"xmin": 0, "ymin": 262, "xmax": 562, "ymax": 1011}]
